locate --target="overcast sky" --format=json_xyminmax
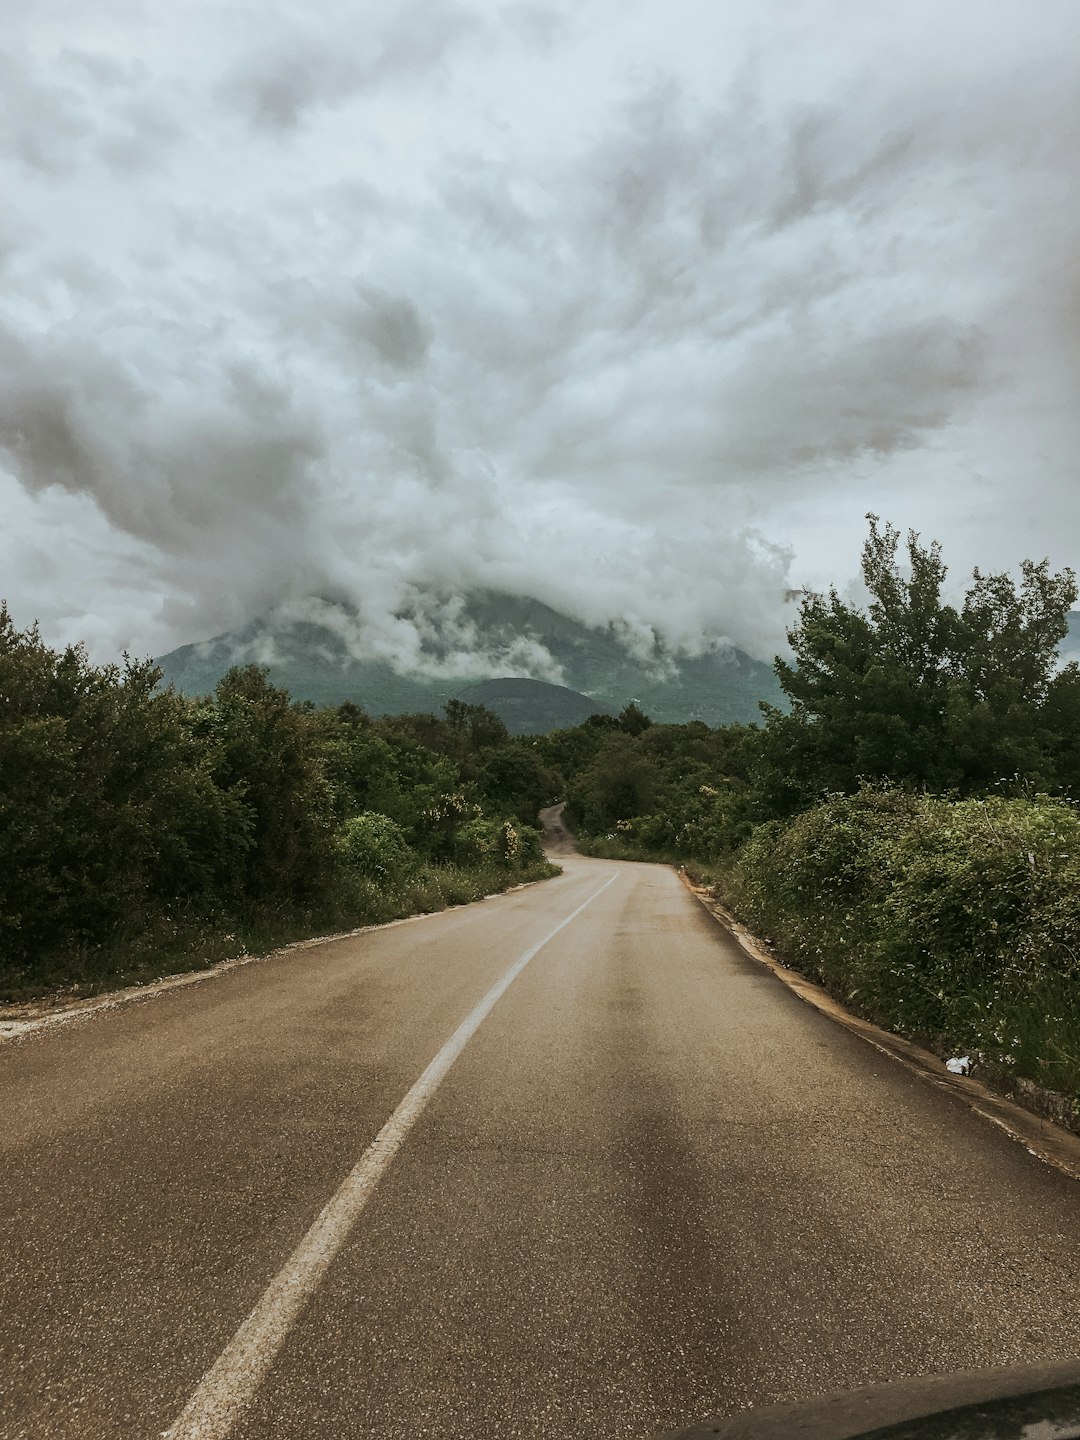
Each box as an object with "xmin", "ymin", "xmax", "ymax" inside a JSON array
[{"xmin": 2, "ymin": 0, "xmax": 1079, "ymax": 667}]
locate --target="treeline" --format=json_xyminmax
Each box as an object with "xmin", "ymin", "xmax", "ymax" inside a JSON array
[
  {"xmin": 548, "ymin": 519, "xmax": 1080, "ymax": 1105},
  {"xmin": 0, "ymin": 607, "xmax": 560, "ymax": 999}
]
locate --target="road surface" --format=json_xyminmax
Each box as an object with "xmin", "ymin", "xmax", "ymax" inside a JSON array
[{"xmin": 3, "ymin": 848, "xmax": 1080, "ymax": 1439}]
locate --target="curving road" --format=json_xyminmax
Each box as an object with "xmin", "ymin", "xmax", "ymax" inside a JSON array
[{"xmin": 3, "ymin": 836, "xmax": 1080, "ymax": 1438}]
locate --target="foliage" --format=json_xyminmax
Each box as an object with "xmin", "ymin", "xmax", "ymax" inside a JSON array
[
  {"xmin": 200, "ymin": 665, "xmax": 336, "ymax": 903},
  {"xmin": 766, "ymin": 516, "xmax": 1078, "ymax": 808},
  {"xmin": 720, "ymin": 787, "xmax": 1080, "ymax": 1099},
  {"xmin": 451, "ymin": 815, "xmax": 541, "ymax": 868},
  {"xmin": 0, "ymin": 605, "xmax": 246, "ymax": 965},
  {"xmin": 340, "ymin": 812, "xmax": 416, "ymax": 880},
  {"xmin": 465, "ymin": 744, "xmax": 560, "ymax": 827},
  {"xmin": 0, "ymin": 614, "xmax": 560, "ymax": 999},
  {"xmin": 555, "ymin": 720, "xmax": 756, "ymax": 857},
  {"xmin": 442, "ymin": 698, "xmax": 509, "ymax": 753}
]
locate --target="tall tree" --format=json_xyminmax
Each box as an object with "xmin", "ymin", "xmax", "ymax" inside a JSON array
[{"xmin": 764, "ymin": 516, "xmax": 1076, "ymax": 808}]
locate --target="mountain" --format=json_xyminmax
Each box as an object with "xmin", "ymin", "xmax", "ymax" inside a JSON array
[
  {"xmin": 155, "ymin": 591, "xmax": 787, "ymax": 729},
  {"xmin": 456, "ymin": 678, "xmax": 614, "ymax": 734},
  {"xmin": 156, "ymin": 618, "xmax": 460, "ymax": 715}
]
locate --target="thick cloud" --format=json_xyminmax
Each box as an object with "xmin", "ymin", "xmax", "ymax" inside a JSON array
[
  {"xmin": 2, "ymin": 0, "xmax": 1079, "ymax": 669},
  {"xmin": 222, "ymin": 1, "xmax": 482, "ymax": 130}
]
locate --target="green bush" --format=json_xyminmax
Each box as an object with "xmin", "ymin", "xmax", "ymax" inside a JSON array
[
  {"xmin": 340, "ymin": 812, "xmax": 417, "ymax": 881},
  {"xmin": 453, "ymin": 816, "xmax": 505, "ymax": 867},
  {"xmin": 515, "ymin": 824, "xmax": 545, "ymax": 865},
  {"xmin": 721, "ymin": 787, "xmax": 1080, "ymax": 1099},
  {"xmin": 452, "ymin": 816, "xmax": 545, "ymax": 868},
  {"xmin": 413, "ymin": 790, "xmax": 482, "ymax": 860},
  {"xmin": 0, "ymin": 605, "xmax": 561, "ymax": 1000}
]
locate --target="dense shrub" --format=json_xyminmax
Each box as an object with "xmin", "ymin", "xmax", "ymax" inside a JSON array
[
  {"xmin": 340, "ymin": 812, "xmax": 417, "ymax": 881},
  {"xmin": 0, "ymin": 608, "xmax": 559, "ymax": 998},
  {"xmin": 722, "ymin": 787, "xmax": 1080, "ymax": 1098},
  {"xmin": 413, "ymin": 791, "xmax": 483, "ymax": 860},
  {"xmin": 515, "ymin": 824, "xmax": 545, "ymax": 866}
]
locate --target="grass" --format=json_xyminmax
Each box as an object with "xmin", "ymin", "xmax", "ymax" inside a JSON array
[
  {"xmin": 575, "ymin": 834, "xmax": 683, "ymax": 865},
  {"xmin": 0, "ymin": 858, "xmax": 561, "ymax": 1007}
]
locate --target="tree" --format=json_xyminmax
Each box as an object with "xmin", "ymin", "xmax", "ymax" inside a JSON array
[
  {"xmin": 568, "ymin": 735, "xmax": 659, "ymax": 832},
  {"xmin": 617, "ymin": 701, "xmax": 653, "ymax": 736},
  {"xmin": 443, "ymin": 699, "xmax": 508, "ymax": 753},
  {"xmin": 204, "ymin": 666, "xmax": 335, "ymax": 902},
  {"xmin": 0, "ymin": 605, "xmax": 243, "ymax": 962},
  {"xmin": 765, "ymin": 516, "xmax": 1076, "ymax": 808},
  {"xmin": 469, "ymin": 743, "xmax": 558, "ymax": 824}
]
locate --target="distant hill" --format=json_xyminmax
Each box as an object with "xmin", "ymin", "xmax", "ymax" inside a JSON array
[
  {"xmin": 457, "ymin": 678, "xmax": 614, "ymax": 734},
  {"xmin": 155, "ymin": 591, "xmax": 787, "ymax": 730},
  {"xmin": 156, "ymin": 619, "xmax": 460, "ymax": 716}
]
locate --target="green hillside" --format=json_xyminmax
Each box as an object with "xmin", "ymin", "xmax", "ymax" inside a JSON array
[
  {"xmin": 156, "ymin": 619, "xmax": 459, "ymax": 715},
  {"xmin": 155, "ymin": 591, "xmax": 786, "ymax": 729},
  {"xmin": 456, "ymin": 677, "xmax": 613, "ymax": 734}
]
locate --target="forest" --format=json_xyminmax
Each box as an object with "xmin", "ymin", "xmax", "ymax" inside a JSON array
[{"xmin": 2, "ymin": 517, "xmax": 1079, "ymax": 1112}]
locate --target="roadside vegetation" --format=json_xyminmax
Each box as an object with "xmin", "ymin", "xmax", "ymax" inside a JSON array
[
  {"xmin": 544, "ymin": 518, "xmax": 1080, "ymax": 1110},
  {"xmin": 4, "ymin": 515, "xmax": 1080, "ymax": 1117},
  {"xmin": 0, "ymin": 618, "xmax": 558, "ymax": 1001}
]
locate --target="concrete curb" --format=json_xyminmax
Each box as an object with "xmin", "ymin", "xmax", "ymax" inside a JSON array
[{"xmin": 679, "ymin": 870, "xmax": 1080, "ymax": 1185}]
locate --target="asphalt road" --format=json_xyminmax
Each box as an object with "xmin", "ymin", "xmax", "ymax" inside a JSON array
[{"xmin": 3, "ymin": 848, "xmax": 1080, "ymax": 1440}]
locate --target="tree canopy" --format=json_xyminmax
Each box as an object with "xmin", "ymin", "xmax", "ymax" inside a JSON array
[{"xmin": 764, "ymin": 516, "xmax": 1077, "ymax": 807}]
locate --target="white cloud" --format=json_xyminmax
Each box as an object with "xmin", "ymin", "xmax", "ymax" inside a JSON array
[{"xmin": 1, "ymin": 0, "xmax": 1078, "ymax": 669}]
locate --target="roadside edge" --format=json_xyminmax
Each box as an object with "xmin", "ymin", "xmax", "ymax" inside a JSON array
[
  {"xmin": 680, "ymin": 870, "xmax": 1080, "ymax": 1184},
  {"xmin": 0, "ymin": 870, "xmax": 562, "ymax": 1044}
]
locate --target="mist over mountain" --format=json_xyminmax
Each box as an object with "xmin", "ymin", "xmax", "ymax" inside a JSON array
[{"xmin": 156, "ymin": 590, "xmax": 786, "ymax": 730}]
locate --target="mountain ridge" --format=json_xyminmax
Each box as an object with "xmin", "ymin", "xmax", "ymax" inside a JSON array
[{"xmin": 155, "ymin": 591, "xmax": 787, "ymax": 730}]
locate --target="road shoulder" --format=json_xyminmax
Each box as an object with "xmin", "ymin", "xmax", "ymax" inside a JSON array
[{"xmin": 681, "ymin": 870, "xmax": 1080, "ymax": 1184}]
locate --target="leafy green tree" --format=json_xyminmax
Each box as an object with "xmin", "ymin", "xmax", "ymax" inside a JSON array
[
  {"xmin": 312, "ymin": 704, "xmax": 399, "ymax": 822},
  {"xmin": 363, "ymin": 718, "xmax": 463, "ymax": 836},
  {"xmin": 443, "ymin": 699, "xmax": 509, "ymax": 753},
  {"xmin": 765, "ymin": 517, "xmax": 1076, "ymax": 808},
  {"xmin": 468, "ymin": 743, "xmax": 558, "ymax": 824},
  {"xmin": 617, "ymin": 702, "xmax": 653, "ymax": 736},
  {"xmin": 0, "ymin": 606, "xmax": 242, "ymax": 961},
  {"xmin": 947, "ymin": 561, "xmax": 1077, "ymax": 789},
  {"xmin": 1042, "ymin": 665, "xmax": 1080, "ymax": 799},
  {"xmin": 567, "ymin": 735, "xmax": 659, "ymax": 832},
  {"xmin": 202, "ymin": 666, "xmax": 335, "ymax": 902}
]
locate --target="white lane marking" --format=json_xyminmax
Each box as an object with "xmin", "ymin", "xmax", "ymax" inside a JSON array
[{"xmin": 164, "ymin": 872, "xmax": 619, "ymax": 1440}]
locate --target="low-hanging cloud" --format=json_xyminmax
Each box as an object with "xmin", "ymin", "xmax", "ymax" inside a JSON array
[{"xmin": 2, "ymin": 0, "xmax": 1079, "ymax": 672}]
